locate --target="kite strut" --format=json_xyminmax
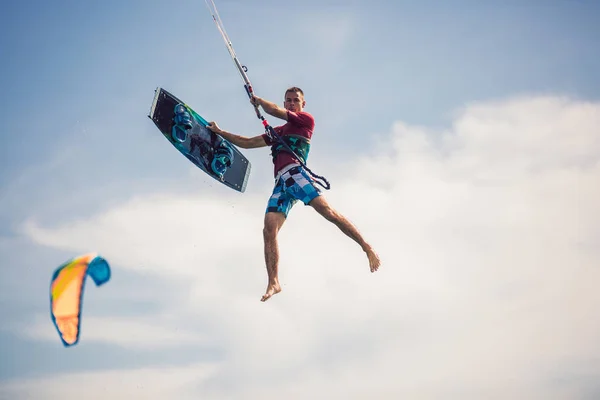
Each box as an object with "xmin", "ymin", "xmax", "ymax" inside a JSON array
[{"xmin": 204, "ymin": 0, "xmax": 331, "ymax": 190}]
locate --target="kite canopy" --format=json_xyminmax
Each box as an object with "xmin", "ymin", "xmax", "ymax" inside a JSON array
[{"xmin": 49, "ymin": 253, "xmax": 111, "ymax": 347}]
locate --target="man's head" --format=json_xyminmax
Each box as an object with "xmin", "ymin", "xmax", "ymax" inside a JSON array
[{"xmin": 284, "ymin": 87, "xmax": 305, "ymax": 113}]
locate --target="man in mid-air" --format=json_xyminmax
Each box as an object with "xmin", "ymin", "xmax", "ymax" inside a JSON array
[{"xmin": 207, "ymin": 87, "xmax": 381, "ymax": 302}]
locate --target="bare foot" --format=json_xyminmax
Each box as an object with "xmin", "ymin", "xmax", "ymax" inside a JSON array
[
  {"xmin": 261, "ymin": 281, "xmax": 282, "ymax": 302},
  {"xmin": 366, "ymin": 248, "xmax": 381, "ymax": 273}
]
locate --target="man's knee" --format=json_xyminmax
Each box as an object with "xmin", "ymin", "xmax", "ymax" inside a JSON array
[
  {"xmin": 263, "ymin": 223, "xmax": 275, "ymax": 240},
  {"xmin": 263, "ymin": 212, "xmax": 285, "ymax": 239}
]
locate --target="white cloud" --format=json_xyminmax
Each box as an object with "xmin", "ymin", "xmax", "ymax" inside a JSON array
[
  {"xmin": 0, "ymin": 364, "xmax": 218, "ymax": 400},
  {"xmin": 14, "ymin": 95, "xmax": 600, "ymax": 399},
  {"xmin": 20, "ymin": 193, "xmax": 265, "ymax": 282}
]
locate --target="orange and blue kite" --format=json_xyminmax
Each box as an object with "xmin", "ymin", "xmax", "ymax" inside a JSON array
[{"xmin": 50, "ymin": 253, "xmax": 111, "ymax": 347}]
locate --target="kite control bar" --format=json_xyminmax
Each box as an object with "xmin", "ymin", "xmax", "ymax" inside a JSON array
[{"xmin": 204, "ymin": 0, "xmax": 331, "ymax": 190}]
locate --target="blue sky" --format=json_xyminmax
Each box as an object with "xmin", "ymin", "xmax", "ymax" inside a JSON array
[{"xmin": 1, "ymin": 1, "xmax": 600, "ymax": 399}]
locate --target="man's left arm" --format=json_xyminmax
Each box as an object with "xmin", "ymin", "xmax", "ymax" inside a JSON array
[{"xmin": 252, "ymin": 96, "xmax": 288, "ymax": 121}]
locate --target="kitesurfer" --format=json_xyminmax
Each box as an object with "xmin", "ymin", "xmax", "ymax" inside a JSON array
[{"xmin": 207, "ymin": 87, "xmax": 381, "ymax": 302}]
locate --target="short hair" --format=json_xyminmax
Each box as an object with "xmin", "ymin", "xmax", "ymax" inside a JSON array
[{"xmin": 285, "ymin": 86, "xmax": 304, "ymax": 98}]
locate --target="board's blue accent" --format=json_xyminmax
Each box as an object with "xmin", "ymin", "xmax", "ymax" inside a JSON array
[
  {"xmin": 189, "ymin": 108, "xmax": 209, "ymax": 127},
  {"xmin": 172, "ymin": 104, "xmax": 193, "ymax": 143},
  {"xmin": 211, "ymin": 141, "xmax": 234, "ymax": 178},
  {"xmin": 172, "ymin": 125, "xmax": 187, "ymax": 143},
  {"xmin": 174, "ymin": 104, "xmax": 193, "ymax": 129}
]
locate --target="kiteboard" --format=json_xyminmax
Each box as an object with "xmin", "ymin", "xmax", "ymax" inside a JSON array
[{"xmin": 148, "ymin": 87, "xmax": 251, "ymax": 193}]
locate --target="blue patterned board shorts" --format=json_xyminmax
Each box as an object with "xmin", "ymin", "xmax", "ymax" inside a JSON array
[{"xmin": 266, "ymin": 165, "xmax": 322, "ymax": 217}]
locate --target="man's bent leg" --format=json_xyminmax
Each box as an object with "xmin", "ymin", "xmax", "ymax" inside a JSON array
[
  {"xmin": 262, "ymin": 211, "xmax": 287, "ymax": 301},
  {"xmin": 309, "ymin": 196, "xmax": 381, "ymax": 273}
]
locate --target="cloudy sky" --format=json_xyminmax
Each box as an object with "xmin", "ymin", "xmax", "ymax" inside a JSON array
[{"xmin": 1, "ymin": 0, "xmax": 600, "ymax": 399}]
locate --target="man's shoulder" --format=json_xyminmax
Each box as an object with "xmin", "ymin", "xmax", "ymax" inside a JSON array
[
  {"xmin": 296, "ymin": 110, "xmax": 314, "ymax": 120},
  {"xmin": 287, "ymin": 110, "xmax": 315, "ymax": 128}
]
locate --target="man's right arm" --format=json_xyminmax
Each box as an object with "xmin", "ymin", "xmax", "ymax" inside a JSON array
[{"xmin": 207, "ymin": 122, "xmax": 268, "ymax": 149}]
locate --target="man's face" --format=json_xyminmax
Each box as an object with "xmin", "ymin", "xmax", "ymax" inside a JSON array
[{"xmin": 284, "ymin": 91, "xmax": 305, "ymax": 112}]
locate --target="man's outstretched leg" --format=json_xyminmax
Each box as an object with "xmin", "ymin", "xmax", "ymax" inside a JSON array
[
  {"xmin": 262, "ymin": 211, "xmax": 287, "ymax": 301},
  {"xmin": 309, "ymin": 196, "xmax": 381, "ymax": 272}
]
